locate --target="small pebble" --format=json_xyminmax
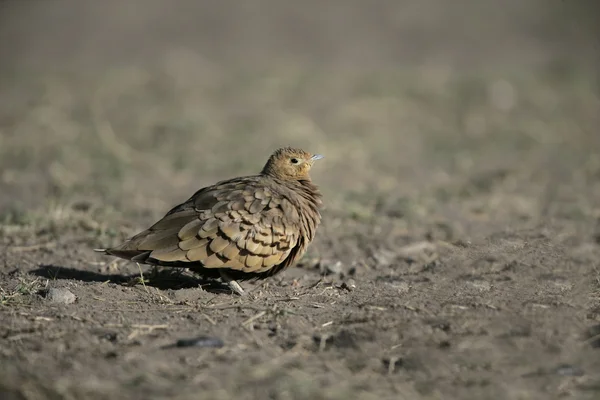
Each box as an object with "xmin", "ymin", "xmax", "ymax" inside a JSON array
[
  {"xmin": 340, "ymin": 279, "xmax": 356, "ymax": 291},
  {"xmin": 320, "ymin": 260, "xmax": 344, "ymax": 275},
  {"xmin": 172, "ymin": 336, "xmax": 224, "ymax": 349},
  {"xmin": 45, "ymin": 288, "xmax": 76, "ymax": 304},
  {"xmin": 372, "ymin": 249, "xmax": 395, "ymax": 268}
]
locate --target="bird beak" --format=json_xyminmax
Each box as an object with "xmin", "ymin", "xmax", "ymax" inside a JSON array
[{"xmin": 310, "ymin": 154, "xmax": 324, "ymax": 161}]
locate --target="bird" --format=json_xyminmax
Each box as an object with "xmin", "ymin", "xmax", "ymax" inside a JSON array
[{"xmin": 95, "ymin": 147, "xmax": 324, "ymax": 295}]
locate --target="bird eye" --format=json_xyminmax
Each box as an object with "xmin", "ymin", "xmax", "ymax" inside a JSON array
[{"xmin": 290, "ymin": 158, "xmax": 299, "ymax": 164}]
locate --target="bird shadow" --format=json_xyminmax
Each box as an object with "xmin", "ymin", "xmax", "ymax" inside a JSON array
[{"xmin": 31, "ymin": 264, "xmax": 232, "ymax": 294}]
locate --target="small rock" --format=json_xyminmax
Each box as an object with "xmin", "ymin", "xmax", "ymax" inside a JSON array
[
  {"xmin": 340, "ymin": 279, "xmax": 356, "ymax": 291},
  {"xmin": 452, "ymin": 239, "xmax": 471, "ymax": 248},
  {"xmin": 372, "ymin": 249, "xmax": 396, "ymax": 268},
  {"xmin": 100, "ymin": 332, "xmax": 118, "ymax": 343},
  {"xmin": 45, "ymin": 288, "xmax": 76, "ymax": 304},
  {"xmin": 319, "ymin": 259, "xmax": 344, "ymax": 275}
]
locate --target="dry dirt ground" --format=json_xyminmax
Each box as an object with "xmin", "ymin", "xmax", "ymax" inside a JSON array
[{"xmin": 1, "ymin": 1, "xmax": 600, "ymax": 399}]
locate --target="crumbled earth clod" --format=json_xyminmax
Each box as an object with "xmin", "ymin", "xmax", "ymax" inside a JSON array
[{"xmin": 45, "ymin": 288, "xmax": 76, "ymax": 304}]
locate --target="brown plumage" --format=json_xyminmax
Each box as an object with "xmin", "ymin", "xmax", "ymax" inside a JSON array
[{"xmin": 95, "ymin": 147, "xmax": 323, "ymax": 295}]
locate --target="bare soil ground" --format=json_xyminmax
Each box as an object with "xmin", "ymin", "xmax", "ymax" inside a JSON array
[{"xmin": 1, "ymin": 1, "xmax": 600, "ymax": 399}]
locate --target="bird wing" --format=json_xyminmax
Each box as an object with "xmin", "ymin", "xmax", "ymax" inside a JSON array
[{"xmin": 108, "ymin": 177, "xmax": 302, "ymax": 274}]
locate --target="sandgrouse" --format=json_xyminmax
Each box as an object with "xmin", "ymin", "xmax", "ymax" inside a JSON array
[{"xmin": 95, "ymin": 147, "xmax": 323, "ymax": 295}]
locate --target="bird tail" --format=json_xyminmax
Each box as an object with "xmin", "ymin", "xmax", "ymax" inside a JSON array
[{"xmin": 95, "ymin": 246, "xmax": 152, "ymax": 264}]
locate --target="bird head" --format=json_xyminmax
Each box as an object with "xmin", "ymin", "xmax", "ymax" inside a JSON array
[{"xmin": 261, "ymin": 147, "xmax": 323, "ymax": 181}]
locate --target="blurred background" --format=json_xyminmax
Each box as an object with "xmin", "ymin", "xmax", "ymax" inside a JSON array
[
  {"xmin": 0, "ymin": 0, "xmax": 599, "ymax": 254},
  {"xmin": 1, "ymin": 0, "xmax": 598, "ymax": 216}
]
